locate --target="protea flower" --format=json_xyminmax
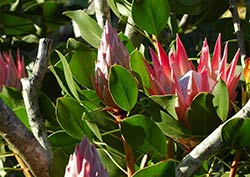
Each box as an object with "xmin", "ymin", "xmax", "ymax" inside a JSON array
[
  {"xmin": 64, "ymin": 137, "xmax": 109, "ymax": 177},
  {"xmin": 94, "ymin": 21, "xmax": 130, "ymax": 108},
  {"xmin": 145, "ymin": 34, "xmax": 240, "ymax": 125},
  {"xmin": 0, "ymin": 49, "xmax": 26, "ymax": 91}
]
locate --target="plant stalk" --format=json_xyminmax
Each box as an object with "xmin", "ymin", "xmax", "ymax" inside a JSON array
[{"xmin": 229, "ymin": 150, "xmax": 241, "ymax": 177}]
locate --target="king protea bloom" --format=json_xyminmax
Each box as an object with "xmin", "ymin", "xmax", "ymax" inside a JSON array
[
  {"xmin": 64, "ymin": 137, "xmax": 109, "ymax": 177},
  {"xmin": 0, "ymin": 49, "xmax": 26, "ymax": 91},
  {"xmin": 94, "ymin": 21, "xmax": 130, "ymax": 108},
  {"xmin": 145, "ymin": 34, "xmax": 240, "ymax": 124}
]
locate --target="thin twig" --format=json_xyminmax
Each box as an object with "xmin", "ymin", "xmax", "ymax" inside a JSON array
[
  {"xmin": 175, "ymin": 99, "xmax": 250, "ymax": 177},
  {"xmin": 13, "ymin": 149, "xmax": 33, "ymax": 177},
  {"xmin": 94, "ymin": 0, "xmax": 111, "ymax": 28},
  {"xmin": 229, "ymin": 0, "xmax": 247, "ymax": 68},
  {"xmin": 21, "ymin": 38, "xmax": 52, "ymax": 162},
  {"xmin": 0, "ymin": 99, "xmax": 49, "ymax": 177}
]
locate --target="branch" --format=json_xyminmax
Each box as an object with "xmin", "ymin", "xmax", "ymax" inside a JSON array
[
  {"xmin": 94, "ymin": 0, "xmax": 111, "ymax": 27},
  {"xmin": 21, "ymin": 38, "xmax": 52, "ymax": 162},
  {"xmin": 175, "ymin": 99, "xmax": 250, "ymax": 177},
  {"xmin": 124, "ymin": 16, "xmax": 143, "ymax": 49},
  {"xmin": 0, "ymin": 99, "xmax": 49, "ymax": 177},
  {"xmin": 229, "ymin": 0, "xmax": 247, "ymax": 67}
]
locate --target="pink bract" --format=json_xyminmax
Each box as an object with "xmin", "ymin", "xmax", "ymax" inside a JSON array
[{"xmin": 0, "ymin": 49, "xmax": 26, "ymax": 91}]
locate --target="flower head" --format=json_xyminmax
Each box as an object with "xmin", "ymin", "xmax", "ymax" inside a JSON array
[
  {"xmin": 94, "ymin": 21, "xmax": 130, "ymax": 108},
  {"xmin": 64, "ymin": 137, "xmax": 109, "ymax": 177},
  {"xmin": 0, "ymin": 49, "xmax": 26, "ymax": 91},
  {"xmin": 146, "ymin": 34, "xmax": 240, "ymax": 124}
]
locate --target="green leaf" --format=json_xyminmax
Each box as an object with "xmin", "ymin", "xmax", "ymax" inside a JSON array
[
  {"xmin": 48, "ymin": 130, "xmax": 79, "ymax": 154},
  {"xmin": 66, "ymin": 38, "xmax": 93, "ymax": 51},
  {"xmin": 150, "ymin": 95, "xmax": 178, "ymax": 119},
  {"xmin": 0, "ymin": 86, "xmax": 24, "ymax": 108},
  {"xmin": 155, "ymin": 111, "xmax": 194, "ymax": 138},
  {"xmin": 56, "ymin": 50, "xmax": 80, "ymax": 102},
  {"xmin": 13, "ymin": 106, "xmax": 29, "ymax": 130},
  {"xmin": 69, "ymin": 50, "xmax": 96, "ymax": 88},
  {"xmin": 118, "ymin": 32, "xmax": 135, "ymax": 54},
  {"xmin": 188, "ymin": 93, "xmax": 221, "ymax": 136},
  {"xmin": 98, "ymin": 149, "xmax": 127, "ymax": 177},
  {"xmin": 38, "ymin": 92, "xmax": 56, "ymax": 123},
  {"xmin": 222, "ymin": 118, "xmax": 250, "ymax": 148},
  {"xmin": 50, "ymin": 148, "xmax": 69, "ymax": 177},
  {"xmin": 130, "ymin": 50, "xmax": 151, "ymax": 91},
  {"xmin": 212, "ymin": 79, "xmax": 229, "ymax": 121},
  {"xmin": 121, "ymin": 115, "xmax": 167, "ymax": 159},
  {"xmin": 139, "ymin": 97, "xmax": 192, "ymax": 138},
  {"xmin": 64, "ymin": 10, "xmax": 102, "ymax": 48},
  {"xmin": 48, "ymin": 66, "xmax": 70, "ymax": 96},
  {"xmin": 109, "ymin": 65, "xmax": 138, "ymax": 111},
  {"xmin": 56, "ymin": 97, "xmax": 94, "ymax": 140},
  {"xmin": 106, "ymin": 0, "xmax": 121, "ymax": 18},
  {"xmin": 132, "ymin": 0, "xmax": 170, "ymax": 34},
  {"xmin": 87, "ymin": 110, "xmax": 119, "ymax": 132},
  {"xmin": 0, "ymin": 13, "xmax": 35, "ymax": 35},
  {"xmin": 132, "ymin": 161, "xmax": 175, "ymax": 177},
  {"xmin": 78, "ymin": 90, "xmax": 101, "ymax": 110}
]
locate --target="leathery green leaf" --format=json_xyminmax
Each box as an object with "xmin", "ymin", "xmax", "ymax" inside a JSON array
[
  {"xmin": 56, "ymin": 97, "xmax": 94, "ymax": 140},
  {"xmin": 132, "ymin": 0, "xmax": 170, "ymax": 34},
  {"xmin": 56, "ymin": 50, "xmax": 80, "ymax": 102},
  {"xmin": 212, "ymin": 79, "xmax": 229, "ymax": 122},
  {"xmin": 64, "ymin": 10, "xmax": 102, "ymax": 48},
  {"xmin": 121, "ymin": 115, "xmax": 167, "ymax": 159},
  {"xmin": 109, "ymin": 65, "xmax": 138, "ymax": 111},
  {"xmin": 222, "ymin": 118, "xmax": 250, "ymax": 148}
]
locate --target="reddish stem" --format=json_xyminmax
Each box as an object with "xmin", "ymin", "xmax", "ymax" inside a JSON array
[
  {"xmin": 122, "ymin": 135, "xmax": 135, "ymax": 177},
  {"xmin": 166, "ymin": 138, "xmax": 175, "ymax": 160},
  {"xmin": 111, "ymin": 108, "xmax": 135, "ymax": 177},
  {"xmin": 229, "ymin": 150, "xmax": 241, "ymax": 177}
]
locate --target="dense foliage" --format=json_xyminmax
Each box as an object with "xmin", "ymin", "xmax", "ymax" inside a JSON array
[{"xmin": 0, "ymin": 0, "xmax": 250, "ymax": 177}]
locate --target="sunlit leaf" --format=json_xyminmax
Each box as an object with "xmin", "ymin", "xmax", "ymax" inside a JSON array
[
  {"xmin": 132, "ymin": 0, "xmax": 170, "ymax": 34},
  {"xmin": 69, "ymin": 50, "xmax": 96, "ymax": 89},
  {"xmin": 212, "ymin": 79, "xmax": 229, "ymax": 121},
  {"xmin": 64, "ymin": 10, "xmax": 102, "ymax": 48},
  {"xmin": 130, "ymin": 50, "xmax": 151, "ymax": 91},
  {"xmin": 56, "ymin": 50, "xmax": 80, "ymax": 102},
  {"xmin": 109, "ymin": 65, "xmax": 138, "ymax": 111}
]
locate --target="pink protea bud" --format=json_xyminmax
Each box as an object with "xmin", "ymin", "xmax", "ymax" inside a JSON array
[
  {"xmin": 94, "ymin": 21, "xmax": 130, "ymax": 108},
  {"xmin": 0, "ymin": 49, "xmax": 26, "ymax": 91},
  {"xmin": 64, "ymin": 137, "xmax": 109, "ymax": 177}
]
